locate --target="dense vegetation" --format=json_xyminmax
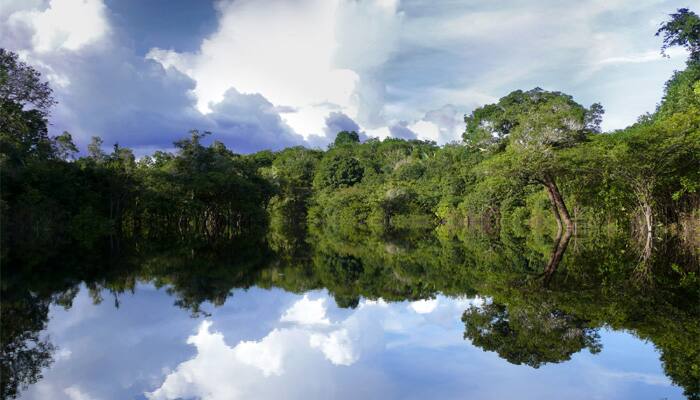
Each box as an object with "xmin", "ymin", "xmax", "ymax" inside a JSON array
[
  {"xmin": 2, "ymin": 210, "xmax": 698, "ymax": 398},
  {"xmin": 1, "ymin": 7, "xmax": 699, "ymax": 400},
  {"xmin": 3, "ymin": 12, "xmax": 699, "ymax": 260}
]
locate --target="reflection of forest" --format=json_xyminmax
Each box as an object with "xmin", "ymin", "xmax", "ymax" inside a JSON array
[
  {"xmin": 3, "ymin": 8, "xmax": 700, "ymax": 398},
  {"xmin": 2, "ymin": 219, "xmax": 698, "ymax": 399}
]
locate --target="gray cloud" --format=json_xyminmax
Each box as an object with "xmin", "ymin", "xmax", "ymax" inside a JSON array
[
  {"xmin": 423, "ymin": 104, "xmax": 464, "ymax": 143},
  {"xmin": 388, "ymin": 121, "xmax": 417, "ymax": 140},
  {"xmin": 44, "ymin": 43, "xmax": 305, "ymax": 155},
  {"xmin": 1, "ymin": 0, "xmax": 307, "ymax": 155},
  {"xmin": 324, "ymin": 111, "xmax": 361, "ymax": 136},
  {"xmin": 307, "ymin": 111, "xmax": 367, "ymax": 149},
  {"xmin": 207, "ymin": 88, "xmax": 305, "ymax": 153}
]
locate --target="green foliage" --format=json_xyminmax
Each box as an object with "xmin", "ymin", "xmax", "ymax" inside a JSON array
[
  {"xmin": 462, "ymin": 302, "xmax": 602, "ymax": 368},
  {"xmin": 333, "ymin": 130, "xmax": 360, "ymax": 146},
  {"xmin": 656, "ymin": 8, "xmax": 700, "ymax": 61},
  {"xmin": 0, "ymin": 48, "xmax": 55, "ymax": 114},
  {"xmin": 314, "ymin": 151, "xmax": 364, "ymax": 189}
]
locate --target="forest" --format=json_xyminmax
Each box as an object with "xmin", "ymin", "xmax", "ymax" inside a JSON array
[
  {"xmin": 1, "ymin": 7, "xmax": 699, "ymax": 400},
  {"xmin": 1, "ymin": 9, "xmax": 698, "ymax": 261}
]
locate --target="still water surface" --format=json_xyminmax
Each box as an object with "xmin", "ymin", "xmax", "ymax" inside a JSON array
[
  {"xmin": 5, "ymin": 229, "xmax": 697, "ymax": 399},
  {"xmin": 18, "ymin": 286, "xmax": 684, "ymax": 400}
]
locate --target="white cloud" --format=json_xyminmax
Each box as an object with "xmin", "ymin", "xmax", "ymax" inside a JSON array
[
  {"xmin": 55, "ymin": 348, "xmax": 72, "ymax": 362},
  {"xmin": 0, "ymin": 1, "xmax": 308, "ymax": 153},
  {"xmin": 280, "ymin": 295, "xmax": 331, "ymax": 326},
  {"xmin": 147, "ymin": 0, "xmax": 406, "ymax": 138},
  {"xmin": 231, "ymin": 327, "xmax": 291, "ymax": 376},
  {"xmin": 146, "ymin": 318, "xmax": 360, "ymax": 400},
  {"xmin": 409, "ymin": 298, "xmax": 438, "ymax": 314},
  {"xmin": 64, "ymin": 385, "xmax": 97, "ymax": 400},
  {"xmin": 595, "ymin": 47, "xmax": 687, "ymax": 67},
  {"xmin": 146, "ymin": 293, "xmax": 495, "ymax": 400},
  {"xmin": 2, "ymin": 0, "xmax": 691, "ymax": 152},
  {"xmin": 407, "ymin": 120, "xmax": 440, "ymax": 142},
  {"xmin": 601, "ymin": 371, "xmax": 671, "ymax": 386},
  {"xmin": 17, "ymin": 288, "xmax": 683, "ymax": 400},
  {"xmin": 147, "ymin": 0, "xmax": 357, "ymax": 138},
  {"xmin": 309, "ymin": 328, "xmax": 358, "ymax": 365},
  {"xmin": 8, "ymin": 0, "xmax": 109, "ymax": 53}
]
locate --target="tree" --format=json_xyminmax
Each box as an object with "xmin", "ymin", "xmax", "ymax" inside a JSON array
[
  {"xmin": 314, "ymin": 152, "xmax": 364, "ymax": 189},
  {"xmin": 87, "ymin": 136, "xmax": 106, "ymax": 161},
  {"xmin": 1, "ymin": 294, "xmax": 55, "ymax": 399},
  {"xmin": 0, "ymin": 101, "xmax": 54, "ymax": 165},
  {"xmin": 462, "ymin": 302, "xmax": 602, "ymax": 368},
  {"xmin": 656, "ymin": 8, "xmax": 700, "ymax": 61},
  {"xmin": 0, "ymin": 49, "xmax": 57, "ymax": 165},
  {"xmin": 464, "ymin": 88, "xmax": 603, "ymax": 231},
  {"xmin": 53, "ymin": 131, "xmax": 78, "ymax": 161},
  {"xmin": 0, "ymin": 48, "xmax": 55, "ymax": 115},
  {"xmin": 333, "ymin": 130, "xmax": 360, "ymax": 146}
]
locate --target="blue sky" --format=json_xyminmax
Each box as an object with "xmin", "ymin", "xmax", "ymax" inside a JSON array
[
  {"xmin": 0, "ymin": 0, "xmax": 691, "ymax": 154},
  {"xmin": 18, "ymin": 285, "xmax": 684, "ymax": 400}
]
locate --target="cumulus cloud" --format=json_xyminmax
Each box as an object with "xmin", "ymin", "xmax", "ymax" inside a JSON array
[
  {"xmin": 18, "ymin": 288, "xmax": 681, "ymax": 400},
  {"xmin": 6, "ymin": 0, "xmax": 109, "ymax": 53},
  {"xmin": 207, "ymin": 88, "xmax": 305, "ymax": 152},
  {"xmin": 409, "ymin": 298, "xmax": 438, "ymax": 314},
  {"xmin": 147, "ymin": 295, "xmax": 370, "ymax": 400},
  {"xmin": 147, "ymin": 0, "xmax": 358, "ymax": 138},
  {"xmin": 280, "ymin": 295, "xmax": 331, "ymax": 326},
  {"xmin": 146, "ymin": 0, "xmax": 409, "ymax": 138},
  {"xmin": 423, "ymin": 104, "xmax": 465, "ymax": 143},
  {"xmin": 2, "ymin": 0, "xmax": 691, "ymax": 153},
  {"xmin": 146, "ymin": 293, "xmax": 492, "ymax": 400},
  {"xmin": 324, "ymin": 111, "xmax": 361, "ymax": 137},
  {"xmin": 307, "ymin": 111, "xmax": 367, "ymax": 148},
  {"xmin": 309, "ymin": 328, "xmax": 358, "ymax": 365},
  {"xmin": 0, "ymin": 0, "xmax": 306, "ymax": 154}
]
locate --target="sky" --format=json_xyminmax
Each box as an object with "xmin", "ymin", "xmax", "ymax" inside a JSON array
[
  {"xmin": 0, "ymin": 0, "xmax": 691, "ymax": 154},
  {"xmin": 18, "ymin": 284, "xmax": 684, "ymax": 400}
]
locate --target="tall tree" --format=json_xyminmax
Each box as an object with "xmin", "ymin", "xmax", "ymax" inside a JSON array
[{"xmin": 464, "ymin": 88, "xmax": 603, "ymax": 231}]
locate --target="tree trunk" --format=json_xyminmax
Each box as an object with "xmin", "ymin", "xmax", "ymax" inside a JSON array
[
  {"xmin": 544, "ymin": 184, "xmax": 563, "ymax": 235},
  {"xmin": 543, "ymin": 223, "xmax": 572, "ymax": 287},
  {"xmin": 543, "ymin": 175, "xmax": 573, "ymax": 232},
  {"xmin": 639, "ymin": 196, "xmax": 654, "ymax": 263}
]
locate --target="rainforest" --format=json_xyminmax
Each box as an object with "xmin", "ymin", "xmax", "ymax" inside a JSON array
[{"xmin": 1, "ymin": 7, "xmax": 699, "ymax": 400}]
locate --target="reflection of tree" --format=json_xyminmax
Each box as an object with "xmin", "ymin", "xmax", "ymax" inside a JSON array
[
  {"xmin": 2, "ymin": 208, "xmax": 698, "ymax": 398},
  {"xmin": 462, "ymin": 302, "xmax": 601, "ymax": 368},
  {"xmin": 1, "ymin": 294, "xmax": 55, "ymax": 399},
  {"xmin": 465, "ymin": 231, "xmax": 700, "ymax": 399},
  {"xmin": 139, "ymin": 239, "xmax": 273, "ymax": 316},
  {"xmin": 542, "ymin": 219, "xmax": 572, "ymax": 286}
]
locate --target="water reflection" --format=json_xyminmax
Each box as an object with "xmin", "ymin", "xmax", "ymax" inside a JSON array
[
  {"xmin": 12, "ymin": 288, "xmax": 683, "ymax": 400},
  {"xmin": 2, "ymin": 223, "xmax": 698, "ymax": 399}
]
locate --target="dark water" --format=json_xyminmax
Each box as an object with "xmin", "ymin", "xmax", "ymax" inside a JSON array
[{"xmin": 3, "ymin": 227, "xmax": 699, "ymax": 399}]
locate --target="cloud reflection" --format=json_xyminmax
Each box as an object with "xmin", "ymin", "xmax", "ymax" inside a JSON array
[{"xmin": 16, "ymin": 288, "xmax": 681, "ymax": 400}]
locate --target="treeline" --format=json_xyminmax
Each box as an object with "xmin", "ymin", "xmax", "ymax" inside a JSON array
[
  {"xmin": 1, "ymin": 48, "xmax": 275, "ymax": 259},
  {"xmin": 2, "ymin": 9, "xmax": 700, "ymax": 261},
  {"xmin": 3, "ymin": 205, "xmax": 697, "ymax": 398}
]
